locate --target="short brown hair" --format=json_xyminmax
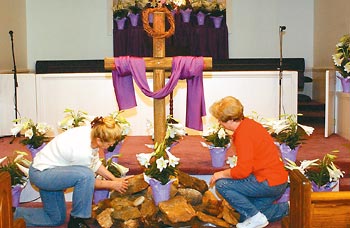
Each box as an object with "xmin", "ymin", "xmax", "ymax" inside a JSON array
[
  {"xmin": 209, "ymin": 96, "xmax": 244, "ymax": 122},
  {"xmin": 90, "ymin": 116, "xmax": 122, "ymax": 143}
]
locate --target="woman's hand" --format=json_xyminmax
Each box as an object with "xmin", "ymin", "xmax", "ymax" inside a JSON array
[
  {"xmin": 110, "ymin": 175, "xmax": 133, "ymax": 193},
  {"xmin": 209, "ymin": 169, "xmax": 231, "ymax": 188}
]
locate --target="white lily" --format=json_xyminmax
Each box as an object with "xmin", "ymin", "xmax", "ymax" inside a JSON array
[
  {"xmin": 298, "ymin": 124, "xmax": 314, "ymax": 136},
  {"xmin": 226, "ymin": 155, "xmax": 237, "ymax": 168},
  {"xmin": 24, "ymin": 128, "xmax": 34, "ymax": 139},
  {"xmin": 16, "ymin": 163, "xmax": 29, "ymax": 177},
  {"xmin": 156, "ymin": 157, "xmax": 169, "ymax": 172},
  {"xmin": 0, "ymin": 156, "xmax": 7, "ymax": 164},
  {"xmin": 166, "ymin": 150, "xmax": 180, "ymax": 167},
  {"xmin": 327, "ymin": 162, "xmax": 344, "ymax": 182},
  {"xmin": 136, "ymin": 152, "xmax": 154, "ymax": 168}
]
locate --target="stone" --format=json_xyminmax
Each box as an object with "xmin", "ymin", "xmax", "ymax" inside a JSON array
[
  {"xmin": 140, "ymin": 197, "xmax": 158, "ymax": 218},
  {"xmin": 201, "ymin": 190, "xmax": 223, "ymax": 216},
  {"xmin": 112, "ymin": 206, "xmax": 142, "ymax": 221},
  {"xmin": 196, "ymin": 211, "xmax": 230, "ymax": 228},
  {"xmin": 219, "ymin": 200, "xmax": 240, "ymax": 225},
  {"xmin": 177, "ymin": 170, "xmax": 208, "ymax": 193},
  {"xmin": 96, "ymin": 208, "xmax": 114, "ymax": 228},
  {"xmin": 177, "ymin": 188, "xmax": 203, "ymax": 205},
  {"xmin": 158, "ymin": 195, "xmax": 196, "ymax": 223},
  {"xmin": 110, "ymin": 174, "xmax": 149, "ymax": 197}
]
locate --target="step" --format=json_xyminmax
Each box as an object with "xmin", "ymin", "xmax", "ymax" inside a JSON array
[{"xmin": 298, "ymin": 100, "xmax": 325, "ymax": 112}]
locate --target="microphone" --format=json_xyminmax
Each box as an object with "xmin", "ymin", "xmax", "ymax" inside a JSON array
[
  {"xmin": 9, "ymin": 30, "xmax": 13, "ymax": 39},
  {"xmin": 280, "ymin": 26, "xmax": 286, "ymax": 32}
]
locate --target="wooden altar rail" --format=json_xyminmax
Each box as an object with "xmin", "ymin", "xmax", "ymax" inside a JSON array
[
  {"xmin": 0, "ymin": 172, "xmax": 26, "ymax": 228},
  {"xmin": 104, "ymin": 57, "xmax": 212, "ymax": 71},
  {"xmin": 281, "ymin": 169, "xmax": 350, "ymax": 228}
]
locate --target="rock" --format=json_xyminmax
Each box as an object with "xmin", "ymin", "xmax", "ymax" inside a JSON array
[
  {"xmin": 219, "ymin": 200, "xmax": 240, "ymax": 225},
  {"xmin": 140, "ymin": 197, "xmax": 158, "ymax": 218},
  {"xmin": 158, "ymin": 195, "xmax": 196, "ymax": 223},
  {"xmin": 96, "ymin": 208, "xmax": 114, "ymax": 228},
  {"xmin": 112, "ymin": 206, "xmax": 142, "ymax": 221},
  {"xmin": 201, "ymin": 190, "xmax": 222, "ymax": 216},
  {"xmin": 196, "ymin": 211, "xmax": 230, "ymax": 228},
  {"xmin": 110, "ymin": 174, "xmax": 149, "ymax": 197},
  {"xmin": 177, "ymin": 188, "xmax": 203, "ymax": 205},
  {"xmin": 122, "ymin": 219, "xmax": 140, "ymax": 228},
  {"xmin": 133, "ymin": 196, "xmax": 145, "ymax": 207},
  {"xmin": 177, "ymin": 170, "xmax": 208, "ymax": 193}
]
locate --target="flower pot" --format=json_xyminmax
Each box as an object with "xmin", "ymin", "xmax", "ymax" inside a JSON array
[
  {"xmin": 278, "ymin": 143, "xmax": 300, "ymax": 164},
  {"xmin": 26, "ymin": 143, "xmax": 46, "ymax": 158},
  {"xmin": 115, "ymin": 17, "xmax": 127, "ymax": 30},
  {"xmin": 149, "ymin": 178, "xmax": 175, "ymax": 205},
  {"xmin": 276, "ymin": 187, "xmax": 290, "ymax": 203},
  {"xmin": 104, "ymin": 141, "xmax": 123, "ymax": 163},
  {"xmin": 12, "ymin": 184, "xmax": 24, "ymax": 207},
  {"xmin": 128, "ymin": 13, "xmax": 139, "ymax": 27},
  {"xmin": 211, "ymin": 15, "xmax": 223, "ymax": 28},
  {"xmin": 180, "ymin": 9, "xmax": 192, "ymax": 23},
  {"xmin": 336, "ymin": 73, "xmax": 350, "ymax": 93},
  {"xmin": 311, "ymin": 181, "xmax": 339, "ymax": 192},
  {"xmin": 196, "ymin": 11, "xmax": 206, "ymax": 25},
  {"xmin": 209, "ymin": 146, "xmax": 228, "ymax": 168},
  {"xmin": 93, "ymin": 189, "xmax": 109, "ymax": 204}
]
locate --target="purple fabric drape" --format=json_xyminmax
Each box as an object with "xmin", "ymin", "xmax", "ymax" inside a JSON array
[{"xmin": 111, "ymin": 56, "xmax": 206, "ymax": 130}]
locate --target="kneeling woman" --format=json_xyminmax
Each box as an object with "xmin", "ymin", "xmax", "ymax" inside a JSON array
[
  {"xmin": 209, "ymin": 96, "xmax": 289, "ymax": 228},
  {"xmin": 15, "ymin": 116, "xmax": 131, "ymax": 227}
]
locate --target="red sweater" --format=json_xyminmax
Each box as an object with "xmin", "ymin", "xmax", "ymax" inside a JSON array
[{"xmin": 230, "ymin": 118, "xmax": 288, "ymax": 186}]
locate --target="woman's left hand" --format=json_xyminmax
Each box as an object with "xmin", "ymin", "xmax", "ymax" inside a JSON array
[{"xmin": 209, "ymin": 169, "xmax": 231, "ymax": 188}]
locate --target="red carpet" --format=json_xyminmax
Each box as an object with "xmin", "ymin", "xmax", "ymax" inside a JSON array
[{"xmin": 1, "ymin": 122, "xmax": 349, "ymax": 228}]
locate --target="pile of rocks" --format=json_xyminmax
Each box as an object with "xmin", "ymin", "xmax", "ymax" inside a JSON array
[{"xmin": 92, "ymin": 170, "xmax": 240, "ymax": 228}]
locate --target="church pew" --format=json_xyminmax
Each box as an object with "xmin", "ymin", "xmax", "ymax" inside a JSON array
[
  {"xmin": 0, "ymin": 172, "xmax": 26, "ymax": 228},
  {"xmin": 281, "ymin": 169, "xmax": 350, "ymax": 228}
]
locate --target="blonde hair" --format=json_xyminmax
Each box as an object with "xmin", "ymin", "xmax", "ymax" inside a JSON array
[
  {"xmin": 210, "ymin": 96, "xmax": 244, "ymax": 122},
  {"xmin": 90, "ymin": 116, "xmax": 122, "ymax": 143}
]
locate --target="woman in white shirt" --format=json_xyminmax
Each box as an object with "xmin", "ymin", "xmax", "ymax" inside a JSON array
[{"xmin": 15, "ymin": 116, "xmax": 131, "ymax": 227}]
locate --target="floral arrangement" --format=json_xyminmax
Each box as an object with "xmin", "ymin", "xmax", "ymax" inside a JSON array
[
  {"xmin": 113, "ymin": 0, "xmax": 131, "ymax": 19},
  {"xmin": 107, "ymin": 111, "xmax": 131, "ymax": 152},
  {"xmin": 165, "ymin": 115, "xmax": 187, "ymax": 147},
  {"xmin": 11, "ymin": 118, "xmax": 52, "ymax": 149},
  {"xmin": 97, "ymin": 155, "xmax": 129, "ymax": 179},
  {"xmin": 191, "ymin": 0, "xmax": 211, "ymax": 14},
  {"xmin": 0, "ymin": 151, "xmax": 31, "ymax": 186},
  {"xmin": 202, "ymin": 124, "xmax": 230, "ymax": 148},
  {"xmin": 136, "ymin": 140, "xmax": 180, "ymax": 185},
  {"xmin": 260, "ymin": 114, "xmax": 314, "ymax": 150},
  {"xmin": 58, "ymin": 108, "xmax": 91, "ymax": 131},
  {"xmin": 178, "ymin": 0, "xmax": 193, "ymax": 10},
  {"xmin": 206, "ymin": 0, "xmax": 226, "ymax": 17},
  {"xmin": 128, "ymin": 0, "xmax": 149, "ymax": 14},
  {"xmin": 332, "ymin": 34, "xmax": 350, "ymax": 78},
  {"xmin": 285, "ymin": 152, "xmax": 345, "ymax": 188}
]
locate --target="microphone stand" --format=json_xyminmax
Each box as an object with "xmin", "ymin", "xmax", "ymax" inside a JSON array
[
  {"xmin": 9, "ymin": 31, "xmax": 19, "ymax": 120},
  {"xmin": 278, "ymin": 26, "xmax": 286, "ymax": 119},
  {"xmin": 9, "ymin": 31, "xmax": 19, "ymax": 143}
]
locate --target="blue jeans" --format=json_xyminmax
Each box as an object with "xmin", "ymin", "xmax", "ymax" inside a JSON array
[
  {"xmin": 216, "ymin": 174, "xmax": 289, "ymax": 222},
  {"xmin": 14, "ymin": 165, "xmax": 95, "ymax": 227}
]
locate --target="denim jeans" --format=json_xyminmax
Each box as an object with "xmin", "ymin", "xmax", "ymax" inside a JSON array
[
  {"xmin": 14, "ymin": 165, "xmax": 95, "ymax": 226},
  {"xmin": 216, "ymin": 174, "xmax": 289, "ymax": 222}
]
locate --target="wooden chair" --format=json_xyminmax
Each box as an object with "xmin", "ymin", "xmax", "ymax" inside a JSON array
[
  {"xmin": 0, "ymin": 172, "xmax": 26, "ymax": 228},
  {"xmin": 281, "ymin": 169, "xmax": 350, "ymax": 228}
]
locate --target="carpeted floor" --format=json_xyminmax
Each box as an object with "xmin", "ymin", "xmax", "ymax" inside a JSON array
[{"xmin": 1, "ymin": 121, "xmax": 349, "ymax": 228}]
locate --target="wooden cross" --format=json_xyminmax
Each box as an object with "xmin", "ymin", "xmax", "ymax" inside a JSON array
[{"xmin": 105, "ymin": 9, "xmax": 212, "ymax": 143}]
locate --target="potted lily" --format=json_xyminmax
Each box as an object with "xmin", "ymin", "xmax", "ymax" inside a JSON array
[
  {"xmin": 332, "ymin": 34, "xmax": 350, "ymax": 93},
  {"xmin": 58, "ymin": 108, "xmax": 91, "ymax": 131},
  {"xmin": 207, "ymin": 0, "xmax": 226, "ymax": 28},
  {"xmin": 136, "ymin": 140, "xmax": 180, "ymax": 205},
  {"xmin": 260, "ymin": 114, "xmax": 314, "ymax": 164},
  {"xmin": 113, "ymin": 0, "xmax": 130, "ymax": 30},
  {"xmin": 0, "ymin": 151, "xmax": 31, "ymax": 207},
  {"xmin": 11, "ymin": 118, "xmax": 52, "ymax": 158},
  {"xmin": 105, "ymin": 111, "xmax": 131, "ymax": 162},
  {"xmin": 191, "ymin": 0, "xmax": 210, "ymax": 25},
  {"xmin": 202, "ymin": 124, "xmax": 231, "ymax": 168},
  {"xmin": 285, "ymin": 152, "xmax": 345, "ymax": 192},
  {"xmin": 165, "ymin": 115, "xmax": 187, "ymax": 148}
]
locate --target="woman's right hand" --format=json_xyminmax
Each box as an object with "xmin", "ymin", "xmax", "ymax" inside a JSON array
[{"xmin": 111, "ymin": 175, "xmax": 133, "ymax": 193}]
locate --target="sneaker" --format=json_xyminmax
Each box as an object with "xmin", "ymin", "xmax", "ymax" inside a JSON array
[
  {"xmin": 236, "ymin": 212, "xmax": 269, "ymax": 228},
  {"xmin": 67, "ymin": 215, "xmax": 101, "ymax": 228}
]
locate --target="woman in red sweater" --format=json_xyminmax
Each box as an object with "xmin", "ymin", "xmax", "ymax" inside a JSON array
[{"xmin": 209, "ymin": 96, "xmax": 289, "ymax": 228}]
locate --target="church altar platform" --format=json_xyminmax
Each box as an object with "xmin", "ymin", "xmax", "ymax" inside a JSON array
[{"xmin": 117, "ymin": 135, "xmax": 233, "ymax": 175}]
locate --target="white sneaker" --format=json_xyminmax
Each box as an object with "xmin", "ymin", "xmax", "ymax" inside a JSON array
[{"xmin": 236, "ymin": 212, "xmax": 269, "ymax": 228}]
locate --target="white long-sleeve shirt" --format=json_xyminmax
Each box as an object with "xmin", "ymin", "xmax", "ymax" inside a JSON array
[{"xmin": 32, "ymin": 126, "xmax": 102, "ymax": 172}]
